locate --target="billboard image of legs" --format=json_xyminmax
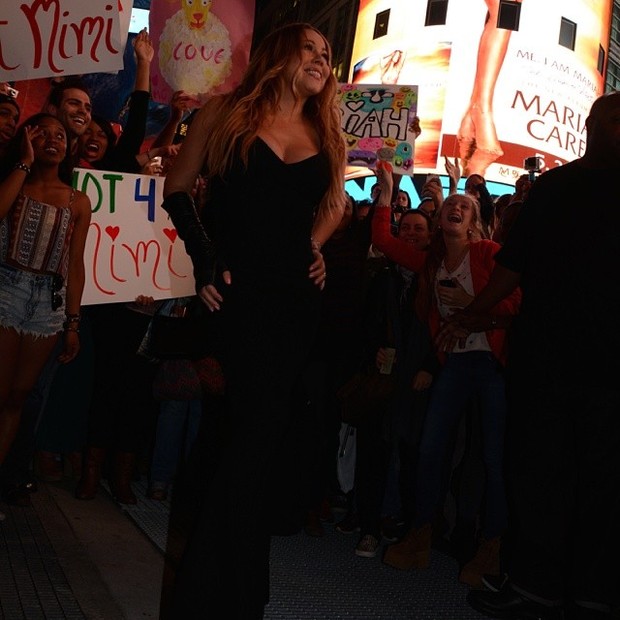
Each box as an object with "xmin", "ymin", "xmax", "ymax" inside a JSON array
[{"xmin": 350, "ymin": 0, "xmax": 612, "ymax": 184}]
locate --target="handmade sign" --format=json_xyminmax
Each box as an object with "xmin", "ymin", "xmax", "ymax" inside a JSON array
[
  {"xmin": 73, "ymin": 168, "xmax": 195, "ymax": 305},
  {"xmin": 148, "ymin": 0, "xmax": 255, "ymax": 104},
  {"xmin": 338, "ymin": 83, "xmax": 418, "ymax": 176},
  {"xmin": 0, "ymin": 0, "xmax": 124, "ymax": 81}
]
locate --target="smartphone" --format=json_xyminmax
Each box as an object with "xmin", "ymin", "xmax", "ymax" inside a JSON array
[
  {"xmin": 438, "ymin": 279, "xmax": 457, "ymax": 288},
  {"xmin": 379, "ymin": 347, "xmax": 396, "ymax": 375}
]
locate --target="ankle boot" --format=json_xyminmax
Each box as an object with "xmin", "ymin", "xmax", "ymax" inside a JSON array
[
  {"xmin": 65, "ymin": 451, "xmax": 83, "ymax": 480},
  {"xmin": 111, "ymin": 452, "xmax": 137, "ymax": 505},
  {"xmin": 459, "ymin": 536, "xmax": 501, "ymax": 589},
  {"xmin": 76, "ymin": 447, "xmax": 106, "ymax": 500},
  {"xmin": 383, "ymin": 523, "xmax": 432, "ymax": 570},
  {"xmin": 36, "ymin": 450, "xmax": 63, "ymax": 482}
]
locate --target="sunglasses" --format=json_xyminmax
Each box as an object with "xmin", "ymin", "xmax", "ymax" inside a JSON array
[{"xmin": 51, "ymin": 273, "xmax": 64, "ymax": 311}]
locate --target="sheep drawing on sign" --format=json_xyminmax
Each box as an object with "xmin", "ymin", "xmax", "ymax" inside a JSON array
[{"xmin": 158, "ymin": 0, "xmax": 232, "ymax": 98}]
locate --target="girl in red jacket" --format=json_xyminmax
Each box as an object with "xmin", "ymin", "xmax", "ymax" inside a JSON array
[{"xmin": 372, "ymin": 166, "xmax": 520, "ymax": 588}]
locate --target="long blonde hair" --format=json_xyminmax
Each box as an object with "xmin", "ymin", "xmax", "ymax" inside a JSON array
[
  {"xmin": 204, "ymin": 23, "xmax": 346, "ymax": 217},
  {"xmin": 415, "ymin": 193, "xmax": 485, "ymax": 321}
]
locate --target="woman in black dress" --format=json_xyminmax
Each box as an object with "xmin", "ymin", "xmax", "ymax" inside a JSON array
[{"xmin": 161, "ymin": 23, "xmax": 346, "ymax": 618}]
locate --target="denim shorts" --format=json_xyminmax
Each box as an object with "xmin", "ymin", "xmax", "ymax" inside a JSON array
[{"xmin": 0, "ymin": 263, "xmax": 65, "ymax": 337}]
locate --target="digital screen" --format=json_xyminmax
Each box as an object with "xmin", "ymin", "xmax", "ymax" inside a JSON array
[
  {"xmin": 129, "ymin": 7, "xmax": 149, "ymax": 34},
  {"xmin": 350, "ymin": 0, "xmax": 612, "ymax": 185}
]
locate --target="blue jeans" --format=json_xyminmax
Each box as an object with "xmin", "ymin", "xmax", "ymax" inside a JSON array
[
  {"xmin": 150, "ymin": 399, "xmax": 202, "ymax": 486},
  {"xmin": 414, "ymin": 351, "xmax": 507, "ymax": 538}
]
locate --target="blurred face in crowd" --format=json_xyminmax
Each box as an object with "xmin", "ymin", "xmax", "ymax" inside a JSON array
[
  {"xmin": 395, "ymin": 190, "xmax": 410, "ymax": 208},
  {"xmin": 398, "ymin": 211, "xmax": 431, "ymax": 250},
  {"xmin": 0, "ymin": 101, "xmax": 19, "ymax": 147},
  {"xmin": 464, "ymin": 174, "xmax": 485, "ymax": 197},
  {"xmin": 50, "ymin": 87, "xmax": 92, "ymax": 138},
  {"xmin": 78, "ymin": 119, "xmax": 109, "ymax": 163}
]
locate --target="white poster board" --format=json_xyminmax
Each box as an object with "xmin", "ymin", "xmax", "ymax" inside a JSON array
[
  {"xmin": 338, "ymin": 83, "xmax": 418, "ymax": 177},
  {"xmin": 73, "ymin": 168, "xmax": 195, "ymax": 305},
  {"xmin": 0, "ymin": 0, "xmax": 124, "ymax": 81}
]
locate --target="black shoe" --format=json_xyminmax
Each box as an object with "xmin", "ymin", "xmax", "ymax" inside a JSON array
[
  {"xmin": 481, "ymin": 572, "xmax": 510, "ymax": 592},
  {"xmin": 467, "ymin": 583, "xmax": 564, "ymax": 620}
]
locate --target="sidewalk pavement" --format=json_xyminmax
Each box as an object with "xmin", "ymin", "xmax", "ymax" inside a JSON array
[{"xmin": 1, "ymin": 477, "xmax": 490, "ymax": 619}]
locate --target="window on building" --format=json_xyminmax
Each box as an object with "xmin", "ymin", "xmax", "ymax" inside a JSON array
[
  {"xmin": 611, "ymin": 4, "xmax": 620, "ymax": 45},
  {"xmin": 425, "ymin": 0, "xmax": 448, "ymax": 26},
  {"xmin": 373, "ymin": 9, "xmax": 390, "ymax": 39},
  {"xmin": 598, "ymin": 45, "xmax": 606, "ymax": 75},
  {"xmin": 606, "ymin": 58, "xmax": 620, "ymax": 92},
  {"xmin": 497, "ymin": 1, "xmax": 521, "ymax": 30},
  {"xmin": 559, "ymin": 17, "xmax": 577, "ymax": 50}
]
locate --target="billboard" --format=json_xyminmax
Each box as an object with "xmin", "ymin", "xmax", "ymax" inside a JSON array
[{"xmin": 350, "ymin": 0, "xmax": 612, "ymax": 185}]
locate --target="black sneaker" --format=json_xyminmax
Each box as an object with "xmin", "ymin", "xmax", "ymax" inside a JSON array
[
  {"xmin": 481, "ymin": 572, "xmax": 509, "ymax": 592},
  {"xmin": 467, "ymin": 582, "xmax": 564, "ymax": 620}
]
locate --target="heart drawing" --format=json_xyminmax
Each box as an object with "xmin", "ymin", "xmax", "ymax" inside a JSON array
[
  {"xmin": 163, "ymin": 228, "xmax": 178, "ymax": 242},
  {"xmin": 105, "ymin": 225, "xmax": 120, "ymax": 241}
]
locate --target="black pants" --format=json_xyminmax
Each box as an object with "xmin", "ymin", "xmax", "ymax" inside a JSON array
[
  {"xmin": 85, "ymin": 304, "xmax": 156, "ymax": 453},
  {"xmin": 505, "ymin": 374, "xmax": 620, "ymax": 608}
]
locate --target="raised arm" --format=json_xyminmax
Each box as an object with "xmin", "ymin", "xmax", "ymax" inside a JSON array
[
  {"xmin": 151, "ymin": 91, "xmax": 199, "ymax": 150},
  {"xmin": 371, "ymin": 165, "xmax": 426, "ymax": 272},
  {"xmin": 0, "ymin": 126, "xmax": 37, "ymax": 219}
]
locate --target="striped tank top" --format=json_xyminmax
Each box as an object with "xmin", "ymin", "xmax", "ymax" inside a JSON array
[{"xmin": 0, "ymin": 191, "xmax": 75, "ymax": 278}]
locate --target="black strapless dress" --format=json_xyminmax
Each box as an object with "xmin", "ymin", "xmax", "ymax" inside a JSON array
[{"xmin": 171, "ymin": 138, "xmax": 331, "ymax": 618}]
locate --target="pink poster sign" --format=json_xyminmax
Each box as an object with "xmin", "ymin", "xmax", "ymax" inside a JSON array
[{"xmin": 148, "ymin": 0, "xmax": 255, "ymax": 105}]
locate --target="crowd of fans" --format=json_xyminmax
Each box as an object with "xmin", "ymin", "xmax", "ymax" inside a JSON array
[{"xmin": 0, "ymin": 23, "xmax": 617, "ymax": 620}]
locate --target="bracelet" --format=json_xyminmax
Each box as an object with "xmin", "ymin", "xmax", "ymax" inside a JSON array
[
  {"xmin": 311, "ymin": 237, "xmax": 322, "ymax": 251},
  {"xmin": 376, "ymin": 203, "xmax": 391, "ymax": 209},
  {"xmin": 13, "ymin": 162, "xmax": 31, "ymax": 175},
  {"xmin": 64, "ymin": 326, "xmax": 80, "ymax": 334},
  {"xmin": 65, "ymin": 313, "xmax": 81, "ymax": 321}
]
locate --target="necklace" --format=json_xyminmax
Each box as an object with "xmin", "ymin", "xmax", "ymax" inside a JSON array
[{"xmin": 443, "ymin": 244, "xmax": 470, "ymax": 274}]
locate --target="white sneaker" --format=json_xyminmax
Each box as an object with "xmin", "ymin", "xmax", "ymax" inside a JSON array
[{"xmin": 355, "ymin": 534, "xmax": 379, "ymax": 558}]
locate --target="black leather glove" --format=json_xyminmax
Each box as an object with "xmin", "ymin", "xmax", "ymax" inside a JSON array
[{"xmin": 162, "ymin": 191, "xmax": 216, "ymax": 293}]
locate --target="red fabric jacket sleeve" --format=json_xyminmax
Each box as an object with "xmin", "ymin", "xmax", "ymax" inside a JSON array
[{"xmin": 371, "ymin": 207, "xmax": 426, "ymax": 272}]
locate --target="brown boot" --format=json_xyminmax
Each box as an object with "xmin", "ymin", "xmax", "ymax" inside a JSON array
[
  {"xmin": 65, "ymin": 451, "xmax": 83, "ymax": 480},
  {"xmin": 36, "ymin": 450, "xmax": 63, "ymax": 482},
  {"xmin": 459, "ymin": 537, "xmax": 501, "ymax": 589},
  {"xmin": 75, "ymin": 447, "xmax": 106, "ymax": 500},
  {"xmin": 383, "ymin": 524, "xmax": 432, "ymax": 570},
  {"xmin": 111, "ymin": 452, "xmax": 137, "ymax": 505}
]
